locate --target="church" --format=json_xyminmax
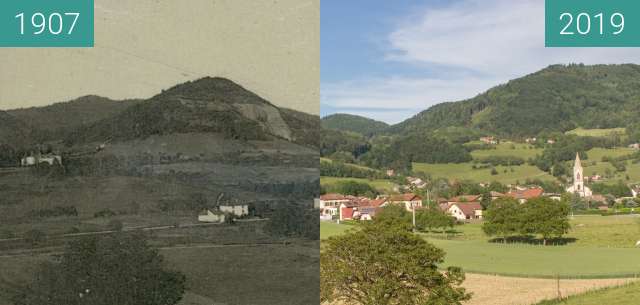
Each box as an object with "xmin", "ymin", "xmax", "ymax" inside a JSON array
[{"xmin": 566, "ymin": 153, "xmax": 592, "ymax": 197}]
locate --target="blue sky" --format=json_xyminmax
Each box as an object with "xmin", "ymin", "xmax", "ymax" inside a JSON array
[{"xmin": 321, "ymin": 0, "xmax": 640, "ymax": 124}]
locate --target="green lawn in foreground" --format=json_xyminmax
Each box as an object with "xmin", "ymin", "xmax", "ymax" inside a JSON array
[
  {"xmin": 535, "ymin": 282, "xmax": 640, "ymax": 305},
  {"xmin": 320, "ymin": 215, "xmax": 640, "ymax": 278},
  {"xmin": 413, "ymin": 162, "xmax": 554, "ymax": 184},
  {"xmin": 470, "ymin": 142, "xmax": 543, "ymax": 160},
  {"xmin": 320, "ymin": 221, "xmax": 354, "ymax": 239},
  {"xmin": 320, "ymin": 176, "xmax": 397, "ymax": 192}
]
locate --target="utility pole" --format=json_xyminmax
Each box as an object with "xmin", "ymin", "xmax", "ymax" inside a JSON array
[{"xmin": 412, "ymin": 203, "xmax": 416, "ymax": 232}]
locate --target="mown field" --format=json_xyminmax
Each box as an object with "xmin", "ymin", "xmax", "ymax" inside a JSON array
[
  {"xmin": 565, "ymin": 128, "xmax": 626, "ymax": 137},
  {"xmin": 535, "ymin": 281, "xmax": 640, "ymax": 305},
  {"xmin": 470, "ymin": 142, "xmax": 542, "ymax": 160},
  {"xmin": 412, "ymin": 163, "xmax": 554, "ymax": 185},
  {"xmin": 320, "ymin": 176, "xmax": 397, "ymax": 193},
  {"xmin": 414, "ymin": 145, "xmax": 639, "ymax": 185},
  {"xmin": 320, "ymin": 215, "xmax": 640, "ymax": 278}
]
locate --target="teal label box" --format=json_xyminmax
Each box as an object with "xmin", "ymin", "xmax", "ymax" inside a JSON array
[
  {"xmin": 0, "ymin": 0, "xmax": 94, "ymax": 47},
  {"xmin": 546, "ymin": 0, "xmax": 640, "ymax": 47}
]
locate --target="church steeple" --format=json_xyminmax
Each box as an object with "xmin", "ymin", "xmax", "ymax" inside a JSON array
[{"xmin": 573, "ymin": 152, "xmax": 584, "ymax": 193}]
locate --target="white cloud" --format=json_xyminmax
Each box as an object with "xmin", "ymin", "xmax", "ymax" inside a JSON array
[
  {"xmin": 389, "ymin": 0, "xmax": 640, "ymax": 77},
  {"xmin": 321, "ymin": 75, "xmax": 501, "ymax": 124},
  {"xmin": 322, "ymin": 0, "xmax": 640, "ymax": 124}
]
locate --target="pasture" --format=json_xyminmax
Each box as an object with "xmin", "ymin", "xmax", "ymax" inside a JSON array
[
  {"xmin": 320, "ymin": 176, "xmax": 397, "ymax": 192},
  {"xmin": 470, "ymin": 142, "xmax": 542, "ymax": 160},
  {"xmin": 565, "ymin": 128, "xmax": 626, "ymax": 137},
  {"xmin": 320, "ymin": 215, "xmax": 640, "ymax": 278},
  {"xmin": 0, "ymin": 238, "xmax": 318, "ymax": 305},
  {"xmin": 412, "ymin": 162, "xmax": 554, "ymax": 185}
]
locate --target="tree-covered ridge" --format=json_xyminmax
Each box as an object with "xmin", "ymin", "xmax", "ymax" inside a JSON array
[
  {"xmin": 390, "ymin": 64, "xmax": 640, "ymax": 137},
  {"xmin": 321, "ymin": 113, "xmax": 389, "ymax": 136},
  {"xmin": 63, "ymin": 98, "xmax": 268, "ymax": 145},
  {"xmin": 7, "ymin": 95, "xmax": 142, "ymax": 142}
]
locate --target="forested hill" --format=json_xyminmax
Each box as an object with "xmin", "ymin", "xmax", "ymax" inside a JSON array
[
  {"xmin": 8, "ymin": 95, "xmax": 142, "ymax": 141},
  {"xmin": 388, "ymin": 64, "xmax": 640, "ymax": 137},
  {"xmin": 322, "ymin": 113, "xmax": 389, "ymax": 136}
]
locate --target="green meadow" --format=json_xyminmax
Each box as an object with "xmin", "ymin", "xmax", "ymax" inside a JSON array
[
  {"xmin": 320, "ymin": 176, "xmax": 397, "ymax": 192},
  {"xmin": 412, "ymin": 162, "xmax": 554, "ymax": 184},
  {"xmin": 566, "ymin": 128, "xmax": 626, "ymax": 137},
  {"xmin": 470, "ymin": 142, "xmax": 543, "ymax": 160},
  {"xmin": 320, "ymin": 215, "xmax": 640, "ymax": 278}
]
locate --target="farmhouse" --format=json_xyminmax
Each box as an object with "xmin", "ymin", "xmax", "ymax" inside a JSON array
[
  {"xmin": 338, "ymin": 197, "xmax": 388, "ymax": 221},
  {"xmin": 479, "ymin": 136, "xmax": 497, "ymax": 144},
  {"xmin": 219, "ymin": 204, "xmax": 249, "ymax": 217},
  {"xmin": 448, "ymin": 195, "xmax": 481, "ymax": 204},
  {"xmin": 319, "ymin": 194, "xmax": 351, "ymax": 217},
  {"xmin": 388, "ymin": 193, "xmax": 422, "ymax": 211},
  {"xmin": 21, "ymin": 153, "xmax": 62, "ymax": 167},
  {"xmin": 198, "ymin": 210, "xmax": 225, "ymax": 223},
  {"xmin": 447, "ymin": 202, "xmax": 483, "ymax": 220},
  {"xmin": 507, "ymin": 187, "xmax": 544, "ymax": 203}
]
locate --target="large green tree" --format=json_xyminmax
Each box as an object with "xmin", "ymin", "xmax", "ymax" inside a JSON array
[
  {"xmin": 521, "ymin": 197, "xmax": 571, "ymax": 245},
  {"xmin": 14, "ymin": 233, "xmax": 186, "ymax": 305},
  {"xmin": 482, "ymin": 198, "xmax": 522, "ymax": 242},
  {"xmin": 320, "ymin": 222, "xmax": 470, "ymax": 305}
]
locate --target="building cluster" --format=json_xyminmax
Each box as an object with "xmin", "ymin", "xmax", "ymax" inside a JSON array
[
  {"xmin": 319, "ymin": 183, "xmax": 564, "ymax": 223},
  {"xmin": 319, "ymin": 193, "xmax": 420, "ymax": 222}
]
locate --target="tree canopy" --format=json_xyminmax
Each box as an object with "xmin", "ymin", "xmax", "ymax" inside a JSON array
[
  {"xmin": 14, "ymin": 233, "xmax": 186, "ymax": 305},
  {"xmin": 320, "ymin": 221, "xmax": 470, "ymax": 305}
]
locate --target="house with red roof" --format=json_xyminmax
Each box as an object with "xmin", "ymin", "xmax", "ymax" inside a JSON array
[
  {"xmin": 447, "ymin": 202, "xmax": 483, "ymax": 221},
  {"xmin": 319, "ymin": 193, "xmax": 352, "ymax": 218},
  {"xmin": 506, "ymin": 187, "xmax": 544, "ymax": 203},
  {"xmin": 388, "ymin": 193, "xmax": 422, "ymax": 211},
  {"xmin": 447, "ymin": 195, "xmax": 482, "ymax": 204}
]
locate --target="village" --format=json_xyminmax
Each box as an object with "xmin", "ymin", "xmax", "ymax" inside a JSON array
[{"xmin": 320, "ymin": 153, "xmax": 640, "ymax": 223}]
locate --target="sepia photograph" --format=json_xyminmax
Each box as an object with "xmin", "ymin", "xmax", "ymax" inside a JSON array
[{"xmin": 0, "ymin": 1, "xmax": 319, "ymax": 305}]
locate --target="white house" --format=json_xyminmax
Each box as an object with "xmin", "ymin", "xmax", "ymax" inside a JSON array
[
  {"xmin": 447, "ymin": 203, "xmax": 483, "ymax": 221},
  {"xmin": 21, "ymin": 154, "xmax": 62, "ymax": 167},
  {"xmin": 388, "ymin": 193, "xmax": 422, "ymax": 211},
  {"xmin": 219, "ymin": 204, "xmax": 249, "ymax": 217},
  {"xmin": 198, "ymin": 210, "xmax": 226, "ymax": 223}
]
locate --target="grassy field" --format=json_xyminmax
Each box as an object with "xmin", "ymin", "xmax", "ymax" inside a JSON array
[
  {"xmin": 413, "ymin": 162, "xmax": 554, "ymax": 184},
  {"xmin": 0, "ymin": 239, "xmax": 319, "ymax": 305},
  {"xmin": 320, "ymin": 215, "xmax": 640, "ymax": 278},
  {"xmin": 566, "ymin": 128, "xmax": 626, "ymax": 137},
  {"xmin": 470, "ymin": 142, "xmax": 543, "ymax": 160},
  {"xmin": 535, "ymin": 281, "xmax": 640, "ymax": 305},
  {"xmin": 320, "ymin": 157, "xmax": 379, "ymax": 171},
  {"xmin": 320, "ymin": 176, "xmax": 398, "ymax": 192},
  {"xmin": 162, "ymin": 241, "xmax": 319, "ymax": 305},
  {"xmin": 577, "ymin": 147, "xmax": 640, "ymax": 184}
]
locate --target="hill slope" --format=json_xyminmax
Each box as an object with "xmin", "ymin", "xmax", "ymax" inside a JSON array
[
  {"xmin": 0, "ymin": 111, "xmax": 30, "ymax": 148},
  {"xmin": 8, "ymin": 95, "xmax": 141, "ymax": 141},
  {"xmin": 322, "ymin": 113, "xmax": 389, "ymax": 136},
  {"xmin": 64, "ymin": 77, "xmax": 318, "ymax": 147},
  {"xmin": 389, "ymin": 64, "xmax": 640, "ymax": 137}
]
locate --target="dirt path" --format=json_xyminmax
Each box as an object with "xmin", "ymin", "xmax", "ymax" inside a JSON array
[{"xmin": 463, "ymin": 273, "xmax": 637, "ymax": 305}]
